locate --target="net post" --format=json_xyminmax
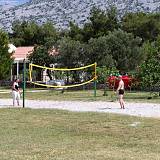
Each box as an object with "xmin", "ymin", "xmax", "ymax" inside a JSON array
[
  {"xmin": 22, "ymin": 59, "xmax": 26, "ymax": 108},
  {"xmin": 94, "ymin": 62, "xmax": 97, "ymax": 99}
]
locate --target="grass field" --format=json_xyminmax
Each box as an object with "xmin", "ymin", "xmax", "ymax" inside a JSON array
[
  {"xmin": 0, "ymin": 109, "xmax": 160, "ymax": 160},
  {"xmin": 0, "ymin": 88, "xmax": 160, "ymax": 103}
]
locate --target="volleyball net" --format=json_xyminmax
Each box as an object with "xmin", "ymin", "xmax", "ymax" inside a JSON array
[{"xmin": 29, "ymin": 63, "xmax": 97, "ymax": 89}]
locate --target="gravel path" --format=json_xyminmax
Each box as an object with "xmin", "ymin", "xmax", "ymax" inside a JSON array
[{"xmin": 0, "ymin": 99, "xmax": 160, "ymax": 118}]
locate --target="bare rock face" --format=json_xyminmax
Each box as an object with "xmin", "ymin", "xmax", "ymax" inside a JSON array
[{"xmin": 0, "ymin": 0, "xmax": 160, "ymax": 32}]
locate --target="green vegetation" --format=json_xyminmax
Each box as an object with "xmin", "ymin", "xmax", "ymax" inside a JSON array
[
  {"xmin": 121, "ymin": 12, "xmax": 160, "ymax": 41},
  {"xmin": 0, "ymin": 30, "xmax": 13, "ymax": 80},
  {"xmin": 138, "ymin": 40, "xmax": 160, "ymax": 90},
  {"xmin": 0, "ymin": 109, "xmax": 160, "ymax": 160},
  {"xmin": 11, "ymin": 21, "xmax": 59, "ymax": 46},
  {"xmin": 0, "ymin": 6, "xmax": 160, "ymax": 92},
  {"xmin": 1, "ymin": 7, "xmax": 160, "ymax": 160}
]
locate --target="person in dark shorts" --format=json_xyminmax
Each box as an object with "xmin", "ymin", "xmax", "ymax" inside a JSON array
[
  {"xmin": 116, "ymin": 75, "xmax": 125, "ymax": 109},
  {"xmin": 118, "ymin": 89, "xmax": 124, "ymax": 95}
]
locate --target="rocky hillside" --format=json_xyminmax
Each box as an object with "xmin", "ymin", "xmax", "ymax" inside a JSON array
[{"xmin": 0, "ymin": 0, "xmax": 160, "ymax": 32}]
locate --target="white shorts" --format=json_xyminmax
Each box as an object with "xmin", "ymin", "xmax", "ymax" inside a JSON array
[{"xmin": 12, "ymin": 91, "xmax": 20, "ymax": 100}]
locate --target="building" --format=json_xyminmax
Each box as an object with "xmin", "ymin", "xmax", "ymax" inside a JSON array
[
  {"xmin": 11, "ymin": 46, "xmax": 59, "ymax": 82},
  {"xmin": 11, "ymin": 46, "xmax": 34, "ymax": 81}
]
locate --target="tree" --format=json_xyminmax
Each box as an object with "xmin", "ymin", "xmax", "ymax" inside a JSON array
[
  {"xmin": 106, "ymin": 6, "xmax": 120, "ymax": 31},
  {"xmin": 121, "ymin": 12, "xmax": 160, "ymax": 42},
  {"xmin": 104, "ymin": 29, "xmax": 143, "ymax": 71},
  {"xmin": 37, "ymin": 22, "xmax": 59, "ymax": 45},
  {"xmin": 85, "ymin": 36, "xmax": 115, "ymax": 67},
  {"xmin": 86, "ymin": 7, "xmax": 109, "ymax": 37},
  {"xmin": 57, "ymin": 37, "xmax": 86, "ymax": 83},
  {"xmin": 57, "ymin": 37, "xmax": 85, "ymax": 68},
  {"xmin": 28, "ymin": 45, "xmax": 56, "ymax": 80},
  {"xmin": 0, "ymin": 30, "xmax": 13, "ymax": 80},
  {"xmin": 11, "ymin": 21, "xmax": 38, "ymax": 46},
  {"xmin": 84, "ymin": 30, "xmax": 143, "ymax": 71},
  {"xmin": 83, "ymin": 6, "xmax": 119, "ymax": 41},
  {"xmin": 138, "ymin": 40, "xmax": 160, "ymax": 92},
  {"xmin": 11, "ymin": 21, "xmax": 59, "ymax": 46},
  {"xmin": 67, "ymin": 22, "xmax": 83, "ymax": 42}
]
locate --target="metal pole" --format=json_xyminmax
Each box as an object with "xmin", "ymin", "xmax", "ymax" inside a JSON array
[
  {"xmin": 10, "ymin": 63, "xmax": 13, "ymax": 81},
  {"xmin": 94, "ymin": 62, "xmax": 97, "ymax": 99},
  {"xmin": 23, "ymin": 59, "xmax": 26, "ymax": 108},
  {"xmin": 17, "ymin": 61, "xmax": 19, "ymax": 79}
]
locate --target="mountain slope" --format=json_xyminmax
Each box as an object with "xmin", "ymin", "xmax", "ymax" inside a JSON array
[{"xmin": 0, "ymin": 0, "xmax": 160, "ymax": 32}]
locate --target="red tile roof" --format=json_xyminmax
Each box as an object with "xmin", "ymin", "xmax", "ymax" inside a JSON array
[{"xmin": 12, "ymin": 46, "xmax": 34, "ymax": 60}]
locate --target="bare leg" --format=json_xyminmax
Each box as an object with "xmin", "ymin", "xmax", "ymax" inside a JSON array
[
  {"xmin": 121, "ymin": 100, "xmax": 125, "ymax": 109},
  {"xmin": 12, "ymin": 91, "xmax": 16, "ymax": 106},
  {"xmin": 17, "ymin": 92, "xmax": 20, "ymax": 106},
  {"xmin": 121, "ymin": 95, "xmax": 125, "ymax": 109},
  {"xmin": 13, "ymin": 100, "xmax": 15, "ymax": 106},
  {"xmin": 119, "ymin": 95, "xmax": 125, "ymax": 109},
  {"xmin": 119, "ymin": 99, "xmax": 123, "ymax": 109},
  {"xmin": 17, "ymin": 100, "xmax": 20, "ymax": 106}
]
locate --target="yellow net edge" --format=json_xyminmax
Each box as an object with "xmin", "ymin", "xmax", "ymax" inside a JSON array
[
  {"xmin": 29, "ymin": 62, "xmax": 97, "ymax": 88},
  {"xmin": 29, "ymin": 77, "xmax": 96, "ymax": 88},
  {"xmin": 29, "ymin": 62, "xmax": 96, "ymax": 71}
]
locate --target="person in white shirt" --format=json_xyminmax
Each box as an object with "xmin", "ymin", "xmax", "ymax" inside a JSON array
[
  {"xmin": 116, "ymin": 75, "xmax": 125, "ymax": 109},
  {"xmin": 12, "ymin": 79, "xmax": 21, "ymax": 106}
]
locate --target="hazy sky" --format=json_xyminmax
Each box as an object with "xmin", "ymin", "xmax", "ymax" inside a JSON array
[{"xmin": 0, "ymin": 0, "xmax": 30, "ymax": 5}]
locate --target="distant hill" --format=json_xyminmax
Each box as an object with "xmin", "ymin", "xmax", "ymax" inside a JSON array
[{"xmin": 0, "ymin": 0, "xmax": 160, "ymax": 32}]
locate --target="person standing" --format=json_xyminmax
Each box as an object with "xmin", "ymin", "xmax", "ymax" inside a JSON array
[
  {"xmin": 12, "ymin": 79, "xmax": 21, "ymax": 106},
  {"xmin": 116, "ymin": 75, "xmax": 125, "ymax": 109}
]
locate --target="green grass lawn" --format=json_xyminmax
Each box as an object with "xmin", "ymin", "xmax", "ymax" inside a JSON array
[
  {"xmin": 0, "ymin": 109, "xmax": 160, "ymax": 160},
  {"xmin": 0, "ymin": 88, "xmax": 160, "ymax": 103}
]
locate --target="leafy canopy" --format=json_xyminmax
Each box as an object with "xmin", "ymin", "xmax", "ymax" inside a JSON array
[{"xmin": 0, "ymin": 30, "xmax": 13, "ymax": 80}]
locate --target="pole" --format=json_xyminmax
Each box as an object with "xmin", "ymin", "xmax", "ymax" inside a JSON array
[
  {"xmin": 23, "ymin": 59, "xmax": 26, "ymax": 108},
  {"xmin": 94, "ymin": 62, "xmax": 97, "ymax": 99}
]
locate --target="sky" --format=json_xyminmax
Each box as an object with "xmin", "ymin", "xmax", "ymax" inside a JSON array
[{"xmin": 0, "ymin": 0, "xmax": 30, "ymax": 5}]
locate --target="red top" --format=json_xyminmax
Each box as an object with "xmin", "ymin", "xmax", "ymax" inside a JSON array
[{"xmin": 107, "ymin": 75, "xmax": 132, "ymax": 89}]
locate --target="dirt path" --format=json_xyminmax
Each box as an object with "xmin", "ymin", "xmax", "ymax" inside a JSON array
[{"xmin": 0, "ymin": 99, "xmax": 160, "ymax": 118}]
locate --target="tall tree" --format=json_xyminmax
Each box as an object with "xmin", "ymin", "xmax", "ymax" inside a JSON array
[
  {"xmin": 82, "ymin": 6, "xmax": 119, "ymax": 42},
  {"xmin": 56, "ymin": 37, "xmax": 88, "ymax": 83},
  {"xmin": 138, "ymin": 40, "xmax": 160, "ymax": 90},
  {"xmin": 28, "ymin": 45, "xmax": 56, "ymax": 80},
  {"xmin": 85, "ymin": 30, "xmax": 143, "ymax": 71},
  {"xmin": 38, "ymin": 22, "xmax": 59, "ymax": 45},
  {"xmin": 0, "ymin": 30, "xmax": 13, "ymax": 80},
  {"xmin": 85, "ymin": 36, "xmax": 115, "ymax": 67},
  {"xmin": 121, "ymin": 12, "xmax": 160, "ymax": 42},
  {"xmin": 57, "ymin": 37, "xmax": 85, "ymax": 68},
  {"xmin": 105, "ymin": 29, "xmax": 143, "ymax": 71},
  {"xmin": 11, "ymin": 21, "xmax": 59, "ymax": 46},
  {"xmin": 67, "ymin": 22, "xmax": 83, "ymax": 42}
]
